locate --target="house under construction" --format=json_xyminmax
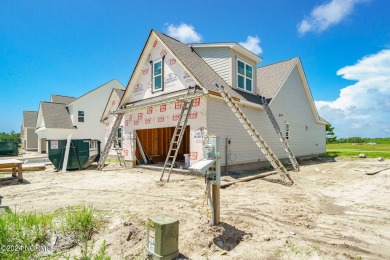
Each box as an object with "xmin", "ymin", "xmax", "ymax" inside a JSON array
[{"xmin": 99, "ymin": 29, "xmax": 327, "ymax": 173}]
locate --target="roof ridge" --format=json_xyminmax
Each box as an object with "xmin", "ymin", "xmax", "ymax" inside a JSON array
[
  {"xmin": 152, "ymin": 29, "xmax": 182, "ymax": 44},
  {"xmin": 258, "ymin": 57, "xmax": 299, "ymax": 69},
  {"xmin": 51, "ymin": 94, "xmax": 76, "ymax": 98},
  {"xmin": 41, "ymin": 101, "xmax": 67, "ymax": 105}
]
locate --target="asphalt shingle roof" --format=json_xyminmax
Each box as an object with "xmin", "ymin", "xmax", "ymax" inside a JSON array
[
  {"xmin": 23, "ymin": 111, "xmax": 38, "ymax": 128},
  {"xmin": 154, "ymin": 30, "xmax": 260, "ymax": 103},
  {"xmin": 40, "ymin": 102, "xmax": 74, "ymax": 129},
  {"xmin": 51, "ymin": 95, "xmax": 76, "ymax": 105},
  {"xmin": 256, "ymin": 58, "xmax": 298, "ymax": 99}
]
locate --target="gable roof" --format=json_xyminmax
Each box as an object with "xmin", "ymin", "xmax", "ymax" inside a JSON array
[
  {"xmin": 257, "ymin": 58, "xmax": 327, "ymax": 125},
  {"xmin": 100, "ymin": 88, "xmax": 126, "ymax": 122},
  {"xmin": 39, "ymin": 102, "xmax": 74, "ymax": 129},
  {"xmin": 67, "ymin": 79, "xmax": 123, "ymax": 106},
  {"xmin": 119, "ymin": 30, "xmax": 262, "ymax": 107},
  {"xmin": 51, "ymin": 95, "xmax": 76, "ymax": 105},
  {"xmin": 23, "ymin": 111, "xmax": 38, "ymax": 128},
  {"xmin": 256, "ymin": 58, "xmax": 298, "ymax": 99}
]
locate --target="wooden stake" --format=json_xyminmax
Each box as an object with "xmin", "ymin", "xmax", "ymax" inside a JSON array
[{"xmin": 212, "ymin": 184, "xmax": 220, "ymax": 225}]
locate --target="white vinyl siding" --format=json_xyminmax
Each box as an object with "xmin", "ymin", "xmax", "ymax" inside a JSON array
[
  {"xmin": 269, "ymin": 67, "xmax": 326, "ymax": 156},
  {"xmin": 207, "ymin": 97, "xmax": 286, "ymax": 166},
  {"xmin": 206, "ymin": 66, "xmax": 325, "ymax": 166},
  {"xmin": 193, "ymin": 47, "xmax": 231, "ymax": 85}
]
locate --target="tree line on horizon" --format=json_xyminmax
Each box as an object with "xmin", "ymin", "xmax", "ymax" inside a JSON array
[
  {"xmin": 0, "ymin": 131, "xmax": 20, "ymax": 143},
  {"xmin": 326, "ymin": 123, "xmax": 390, "ymax": 144}
]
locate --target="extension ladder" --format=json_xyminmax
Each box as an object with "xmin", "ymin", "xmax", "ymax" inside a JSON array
[
  {"xmin": 160, "ymin": 87, "xmax": 197, "ymax": 182},
  {"xmin": 259, "ymin": 96, "xmax": 299, "ymax": 171},
  {"xmin": 97, "ymin": 113, "xmax": 125, "ymax": 170},
  {"xmin": 216, "ymin": 85, "xmax": 293, "ymax": 185},
  {"xmin": 113, "ymin": 141, "xmax": 126, "ymax": 167}
]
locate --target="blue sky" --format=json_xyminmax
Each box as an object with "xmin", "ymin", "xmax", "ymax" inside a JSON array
[{"xmin": 1, "ymin": 0, "xmax": 389, "ymax": 137}]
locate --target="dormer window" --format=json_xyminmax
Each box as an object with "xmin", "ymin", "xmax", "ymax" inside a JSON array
[
  {"xmin": 237, "ymin": 59, "xmax": 253, "ymax": 92},
  {"xmin": 153, "ymin": 59, "xmax": 163, "ymax": 92}
]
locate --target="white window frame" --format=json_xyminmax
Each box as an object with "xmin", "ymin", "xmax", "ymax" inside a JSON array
[
  {"xmin": 89, "ymin": 140, "xmax": 96, "ymax": 150},
  {"xmin": 78, "ymin": 111, "xmax": 85, "ymax": 123},
  {"xmin": 236, "ymin": 59, "xmax": 253, "ymax": 93},
  {"xmin": 115, "ymin": 127, "xmax": 123, "ymax": 148},
  {"xmin": 153, "ymin": 59, "xmax": 163, "ymax": 92}
]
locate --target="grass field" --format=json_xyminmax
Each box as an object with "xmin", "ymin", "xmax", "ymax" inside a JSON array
[{"xmin": 325, "ymin": 143, "xmax": 390, "ymax": 158}]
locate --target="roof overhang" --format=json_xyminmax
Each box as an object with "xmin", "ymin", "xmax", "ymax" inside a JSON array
[
  {"xmin": 116, "ymin": 88, "xmax": 208, "ymax": 114},
  {"xmin": 190, "ymin": 43, "xmax": 262, "ymax": 63}
]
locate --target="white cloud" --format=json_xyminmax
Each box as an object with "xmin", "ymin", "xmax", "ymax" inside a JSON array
[
  {"xmin": 315, "ymin": 49, "xmax": 390, "ymax": 137},
  {"xmin": 239, "ymin": 36, "xmax": 263, "ymax": 55},
  {"xmin": 165, "ymin": 23, "xmax": 202, "ymax": 43},
  {"xmin": 298, "ymin": 0, "xmax": 367, "ymax": 35}
]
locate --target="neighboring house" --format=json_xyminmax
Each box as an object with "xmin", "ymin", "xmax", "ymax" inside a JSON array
[
  {"xmin": 105, "ymin": 29, "xmax": 326, "ymax": 169},
  {"xmin": 21, "ymin": 111, "xmax": 38, "ymax": 151},
  {"xmin": 50, "ymin": 94, "xmax": 77, "ymax": 105},
  {"xmin": 101, "ymin": 88, "xmax": 125, "ymax": 157},
  {"xmin": 35, "ymin": 79, "xmax": 125, "ymax": 153}
]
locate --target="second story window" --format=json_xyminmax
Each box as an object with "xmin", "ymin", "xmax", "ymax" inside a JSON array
[
  {"xmin": 285, "ymin": 122, "xmax": 290, "ymax": 140},
  {"xmin": 153, "ymin": 59, "xmax": 163, "ymax": 92},
  {"xmin": 78, "ymin": 111, "xmax": 85, "ymax": 123},
  {"xmin": 237, "ymin": 59, "xmax": 253, "ymax": 92}
]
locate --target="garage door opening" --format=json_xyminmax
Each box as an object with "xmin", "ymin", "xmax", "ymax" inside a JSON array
[{"xmin": 135, "ymin": 126, "xmax": 190, "ymax": 165}]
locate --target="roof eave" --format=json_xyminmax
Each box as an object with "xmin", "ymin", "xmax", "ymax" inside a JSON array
[{"xmin": 190, "ymin": 43, "xmax": 262, "ymax": 63}]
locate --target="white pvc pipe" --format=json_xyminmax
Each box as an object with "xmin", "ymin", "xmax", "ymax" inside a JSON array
[{"xmin": 62, "ymin": 134, "xmax": 72, "ymax": 173}]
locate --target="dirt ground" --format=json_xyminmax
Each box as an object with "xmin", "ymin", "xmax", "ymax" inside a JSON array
[{"xmin": 1, "ymin": 158, "xmax": 390, "ymax": 259}]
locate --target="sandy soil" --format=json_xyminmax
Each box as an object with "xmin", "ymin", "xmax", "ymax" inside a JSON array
[{"xmin": 1, "ymin": 158, "xmax": 390, "ymax": 259}]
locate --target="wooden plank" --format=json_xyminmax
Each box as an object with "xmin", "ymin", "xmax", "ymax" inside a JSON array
[
  {"xmin": 153, "ymin": 128, "xmax": 158, "ymax": 155},
  {"xmin": 0, "ymin": 161, "xmax": 23, "ymax": 182},
  {"xmin": 212, "ymin": 184, "xmax": 220, "ymax": 225},
  {"xmin": 366, "ymin": 167, "xmax": 390, "ymax": 175},
  {"xmin": 220, "ymin": 171, "xmax": 277, "ymax": 188},
  {"xmin": 208, "ymin": 90, "xmax": 240, "ymax": 101}
]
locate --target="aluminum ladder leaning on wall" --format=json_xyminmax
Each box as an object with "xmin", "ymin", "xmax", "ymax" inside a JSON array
[
  {"xmin": 113, "ymin": 141, "xmax": 126, "ymax": 168},
  {"xmin": 215, "ymin": 84, "xmax": 293, "ymax": 185},
  {"xmin": 160, "ymin": 86, "xmax": 198, "ymax": 182},
  {"xmin": 259, "ymin": 95, "xmax": 299, "ymax": 171},
  {"xmin": 97, "ymin": 113, "xmax": 125, "ymax": 170}
]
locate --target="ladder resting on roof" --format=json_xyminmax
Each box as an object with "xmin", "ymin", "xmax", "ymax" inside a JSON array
[
  {"xmin": 216, "ymin": 84, "xmax": 293, "ymax": 185},
  {"xmin": 259, "ymin": 95, "xmax": 299, "ymax": 171},
  {"xmin": 160, "ymin": 86, "xmax": 199, "ymax": 182},
  {"xmin": 97, "ymin": 113, "xmax": 124, "ymax": 170}
]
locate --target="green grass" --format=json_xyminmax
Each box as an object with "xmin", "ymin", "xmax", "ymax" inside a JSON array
[
  {"xmin": 325, "ymin": 143, "xmax": 390, "ymax": 158},
  {"xmin": 0, "ymin": 209, "xmax": 54, "ymax": 259},
  {"xmin": 56, "ymin": 205, "xmax": 103, "ymax": 239},
  {"xmin": 0, "ymin": 205, "xmax": 108, "ymax": 260}
]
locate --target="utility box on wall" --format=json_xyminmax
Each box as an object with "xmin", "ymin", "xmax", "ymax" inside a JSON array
[{"xmin": 146, "ymin": 214, "xmax": 179, "ymax": 260}]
